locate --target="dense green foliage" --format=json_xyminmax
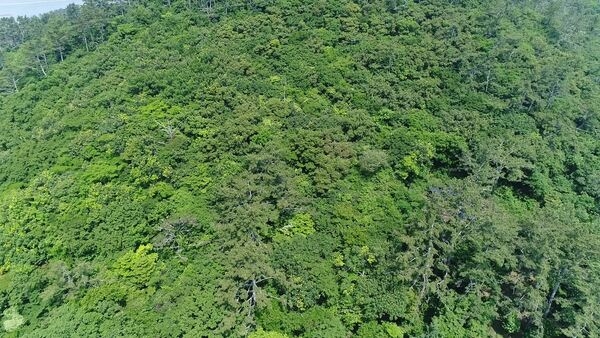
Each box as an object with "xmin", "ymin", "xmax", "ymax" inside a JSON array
[{"xmin": 0, "ymin": 0, "xmax": 599, "ymax": 336}]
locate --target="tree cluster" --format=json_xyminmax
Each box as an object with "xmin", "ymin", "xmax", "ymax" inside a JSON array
[{"xmin": 0, "ymin": 0, "xmax": 598, "ymax": 337}]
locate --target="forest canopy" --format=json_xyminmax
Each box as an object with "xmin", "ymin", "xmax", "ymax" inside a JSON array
[{"xmin": 0, "ymin": 0, "xmax": 599, "ymax": 337}]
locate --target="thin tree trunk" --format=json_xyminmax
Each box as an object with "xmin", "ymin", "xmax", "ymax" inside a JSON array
[
  {"xmin": 36, "ymin": 56, "xmax": 47, "ymax": 77},
  {"xmin": 484, "ymin": 69, "xmax": 491, "ymax": 92},
  {"xmin": 544, "ymin": 268, "xmax": 565, "ymax": 318},
  {"xmin": 11, "ymin": 75, "xmax": 18, "ymax": 92},
  {"xmin": 544, "ymin": 280, "xmax": 561, "ymax": 317}
]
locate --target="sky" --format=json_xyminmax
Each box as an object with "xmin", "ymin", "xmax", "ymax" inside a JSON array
[{"xmin": 0, "ymin": 0, "xmax": 83, "ymax": 17}]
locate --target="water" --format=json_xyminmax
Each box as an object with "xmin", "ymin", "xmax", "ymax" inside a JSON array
[{"xmin": 0, "ymin": 0, "xmax": 83, "ymax": 17}]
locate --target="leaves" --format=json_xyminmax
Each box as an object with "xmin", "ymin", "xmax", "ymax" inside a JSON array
[{"xmin": 0, "ymin": 0, "xmax": 598, "ymax": 336}]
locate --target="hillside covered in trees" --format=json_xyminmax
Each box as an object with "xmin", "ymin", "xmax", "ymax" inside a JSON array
[{"xmin": 0, "ymin": 0, "xmax": 599, "ymax": 337}]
